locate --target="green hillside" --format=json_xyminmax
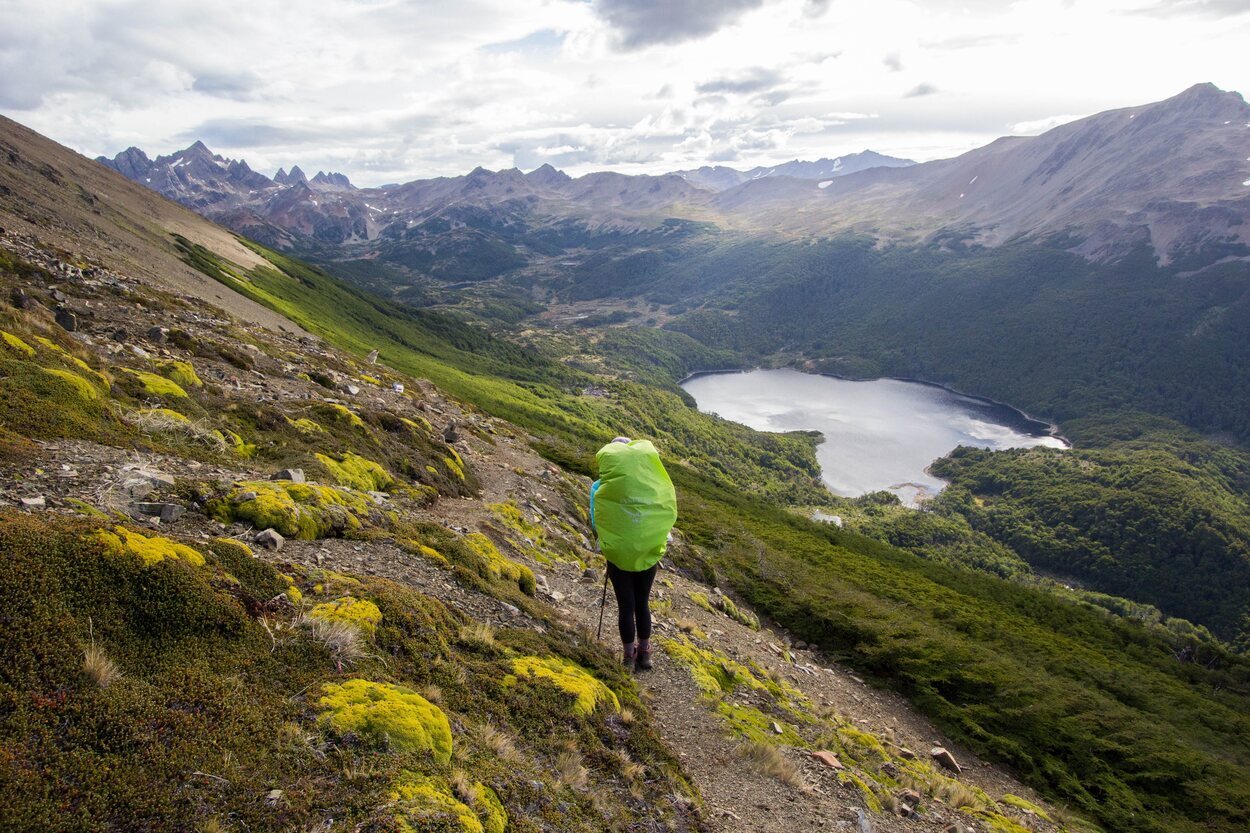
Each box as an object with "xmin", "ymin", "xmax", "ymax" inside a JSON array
[{"xmin": 173, "ymin": 234, "xmax": 1250, "ymax": 833}]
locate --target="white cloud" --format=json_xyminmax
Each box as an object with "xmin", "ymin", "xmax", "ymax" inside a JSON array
[{"xmin": 2, "ymin": 0, "xmax": 1249, "ymax": 184}]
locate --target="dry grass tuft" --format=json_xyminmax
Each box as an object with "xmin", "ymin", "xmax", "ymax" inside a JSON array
[
  {"xmin": 618, "ymin": 707, "xmax": 636, "ymax": 726},
  {"xmin": 84, "ymin": 643, "xmax": 121, "ymax": 688},
  {"xmin": 450, "ymin": 769, "xmax": 478, "ymax": 803},
  {"xmin": 123, "ymin": 409, "xmax": 229, "ymax": 451},
  {"xmin": 474, "ymin": 722, "xmax": 521, "ymax": 762},
  {"xmin": 458, "ymin": 621, "xmax": 498, "ymax": 650},
  {"xmin": 734, "ymin": 742, "xmax": 808, "ymax": 792},
  {"xmin": 297, "ymin": 613, "xmax": 366, "ymax": 670},
  {"xmin": 555, "ymin": 748, "xmax": 589, "ymax": 790}
]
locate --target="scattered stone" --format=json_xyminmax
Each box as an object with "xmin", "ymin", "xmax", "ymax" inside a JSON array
[
  {"xmin": 55, "ymin": 306, "xmax": 77, "ymax": 332},
  {"xmin": 11, "ymin": 287, "xmax": 32, "ymax": 309},
  {"xmin": 857, "ymin": 808, "xmax": 873, "ymax": 833},
  {"xmin": 272, "ymin": 468, "xmax": 305, "ymax": 483},
  {"xmin": 147, "ymin": 326, "xmax": 167, "ymax": 343},
  {"xmin": 771, "ymin": 721, "xmax": 784, "ymax": 735},
  {"xmin": 131, "ymin": 502, "xmax": 186, "ymax": 522},
  {"xmin": 810, "ymin": 750, "xmax": 844, "ymax": 770},
  {"xmin": 500, "ymin": 602, "xmax": 521, "ymax": 616},
  {"xmin": 794, "ymin": 640, "xmax": 808, "ymax": 650},
  {"xmin": 582, "ymin": 567, "xmax": 600, "ymax": 582},
  {"xmin": 898, "ymin": 789, "xmax": 922, "ymax": 809},
  {"xmin": 442, "ymin": 422, "xmax": 460, "ymax": 443},
  {"xmin": 897, "ymin": 747, "xmax": 917, "ymax": 760},
  {"xmin": 255, "ymin": 528, "xmax": 285, "ymax": 551},
  {"xmin": 366, "ymin": 349, "xmax": 379, "ymax": 364},
  {"xmin": 343, "ymin": 383, "xmax": 360, "ymax": 396},
  {"xmin": 51, "ymin": 288, "xmax": 67, "ymax": 303},
  {"xmin": 19, "ymin": 496, "xmax": 46, "ymax": 508},
  {"xmin": 238, "ymin": 491, "xmax": 259, "ymax": 502},
  {"xmin": 930, "ymin": 747, "xmax": 962, "ymax": 774}
]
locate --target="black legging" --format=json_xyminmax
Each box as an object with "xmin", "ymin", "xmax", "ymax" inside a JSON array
[{"xmin": 606, "ymin": 562, "xmax": 658, "ymax": 644}]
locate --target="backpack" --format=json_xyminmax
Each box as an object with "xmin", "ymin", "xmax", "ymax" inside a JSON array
[{"xmin": 592, "ymin": 440, "xmax": 677, "ymax": 572}]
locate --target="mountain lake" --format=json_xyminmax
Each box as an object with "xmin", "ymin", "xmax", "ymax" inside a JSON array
[{"xmin": 681, "ymin": 368, "xmax": 1067, "ymax": 506}]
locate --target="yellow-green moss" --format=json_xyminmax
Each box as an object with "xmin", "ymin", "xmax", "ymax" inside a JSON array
[
  {"xmin": 33, "ymin": 336, "xmax": 110, "ymax": 386},
  {"xmin": 122, "ymin": 368, "xmax": 188, "ymax": 398},
  {"xmin": 401, "ymin": 416, "xmax": 434, "ymax": 432},
  {"xmin": 1001, "ymin": 794, "xmax": 1052, "ymax": 822},
  {"xmin": 660, "ymin": 635, "xmax": 769, "ymax": 697},
  {"xmin": 474, "ymin": 783, "xmax": 507, "ymax": 833},
  {"xmin": 158, "ymin": 360, "xmax": 202, "ymax": 389},
  {"xmin": 1, "ymin": 330, "xmax": 35, "ymax": 357},
  {"xmin": 840, "ymin": 771, "xmax": 884, "ymax": 813},
  {"xmin": 361, "ymin": 374, "xmax": 381, "ymax": 385},
  {"xmin": 208, "ymin": 481, "xmax": 376, "ymax": 540},
  {"xmin": 391, "ymin": 773, "xmax": 481, "ymax": 833},
  {"xmin": 286, "ymin": 585, "xmax": 303, "ymax": 604},
  {"xmin": 688, "ymin": 591, "xmax": 715, "ymax": 613},
  {"xmin": 45, "ymin": 367, "xmax": 101, "ymax": 401},
  {"xmin": 287, "ymin": 416, "xmax": 324, "ymax": 434},
  {"xmin": 442, "ymin": 455, "xmax": 466, "ymax": 480},
  {"xmin": 323, "ymin": 403, "xmax": 365, "ymax": 429},
  {"xmin": 309, "ymin": 595, "xmax": 382, "ymax": 636},
  {"xmin": 505, "ymin": 655, "xmax": 619, "ymax": 716},
  {"xmin": 65, "ymin": 498, "xmax": 107, "ymax": 518},
  {"xmin": 718, "ymin": 595, "xmax": 761, "ymax": 630},
  {"xmin": 319, "ymin": 679, "xmax": 452, "ymax": 761},
  {"xmin": 315, "ymin": 451, "xmax": 394, "ymax": 491},
  {"xmin": 221, "ymin": 429, "xmax": 256, "ymax": 458},
  {"xmin": 463, "ymin": 533, "xmax": 536, "ymax": 595},
  {"xmin": 490, "ymin": 501, "xmax": 545, "ymax": 543},
  {"xmin": 94, "ymin": 526, "xmax": 206, "ymax": 567},
  {"xmin": 713, "ymin": 700, "xmax": 805, "ymax": 746},
  {"xmin": 210, "ymin": 537, "xmax": 253, "ymax": 559}
]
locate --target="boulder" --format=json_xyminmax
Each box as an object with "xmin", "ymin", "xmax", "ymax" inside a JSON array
[
  {"xmin": 55, "ymin": 306, "xmax": 77, "ymax": 332},
  {"xmin": 366, "ymin": 349, "xmax": 379, "ymax": 364},
  {"xmin": 810, "ymin": 750, "xmax": 844, "ymax": 770},
  {"xmin": 147, "ymin": 326, "xmax": 167, "ymax": 343},
  {"xmin": 255, "ymin": 528, "xmax": 284, "ymax": 551},
  {"xmin": 131, "ymin": 502, "xmax": 186, "ymax": 522},
  {"xmin": 271, "ymin": 468, "xmax": 305, "ymax": 483},
  {"xmin": 930, "ymin": 746, "xmax": 962, "ymax": 774},
  {"xmin": 443, "ymin": 422, "xmax": 460, "ymax": 443},
  {"xmin": 19, "ymin": 496, "xmax": 46, "ymax": 508}
]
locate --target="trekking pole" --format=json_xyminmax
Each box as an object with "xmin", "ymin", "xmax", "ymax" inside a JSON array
[{"xmin": 596, "ymin": 568, "xmax": 609, "ymax": 641}]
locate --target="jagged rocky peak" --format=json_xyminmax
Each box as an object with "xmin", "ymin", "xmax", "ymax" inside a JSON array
[{"xmin": 310, "ymin": 170, "xmax": 354, "ymax": 190}]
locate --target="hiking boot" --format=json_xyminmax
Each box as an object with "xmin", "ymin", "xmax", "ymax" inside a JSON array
[
  {"xmin": 635, "ymin": 641, "xmax": 653, "ymax": 671},
  {"xmin": 622, "ymin": 643, "xmax": 638, "ymax": 668}
]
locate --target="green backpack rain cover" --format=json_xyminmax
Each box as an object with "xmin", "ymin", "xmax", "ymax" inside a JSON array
[{"xmin": 593, "ymin": 440, "xmax": 678, "ymax": 572}]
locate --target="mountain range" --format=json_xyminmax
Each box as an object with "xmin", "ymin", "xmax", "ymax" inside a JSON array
[{"xmin": 98, "ymin": 83, "xmax": 1250, "ymax": 269}]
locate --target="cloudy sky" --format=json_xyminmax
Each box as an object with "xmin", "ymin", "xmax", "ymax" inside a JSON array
[{"xmin": 3, "ymin": 0, "xmax": 1249, "ymax": 185}]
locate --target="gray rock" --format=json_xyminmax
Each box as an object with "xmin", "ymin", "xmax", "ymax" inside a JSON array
[
  {"xmin": 343, "ymin": 383, "xmax": 360, "ymax": 396},
  {"xmin": 11, "ymin": 288, "xmax": 32, "ymax": 310},
  {"xmin": 131, "ymin": 502, "xmax": 185, "ymax": 522},
  {"xmin": 147, "ymin": 326, "xmax": 167, "ymax": 343},
  {"xmin": 255, "ymin": 528, "xmax": 284, "ymax": 550},
  {"xmin": 443, "ymin": 422, "xmax": 460, "ymax": 443},
  {"xmin": 271, "ymin": 468, "xmax": 305, "ymax": 483},
  {"xmin": 55, "ymin": 306, "xmax": 77, "ymax": 332},
  {"xmin": 366, "ymin": 349, "xmax": 379, "ymax": 364},
  {"xmin": 238, "ymin": 491, "xmax": 259, "ymax": 502},
  {"xmin": 930, "ymin": 746, "xmax": 962, "ymax": 774},
  {"xmin": 857, "ymin": 808, "xmax": 873, "ymax": 833},
  {"xmin": 582, "ymin": 567, "xmax": 600, "ymax": 582},
  {"xmin": 19, "ymin": 496, "xmax": 46, "ymax": 508},
  {"xmin": 51, "ymin": 288, "xmax": 67, "ymax": 303}
]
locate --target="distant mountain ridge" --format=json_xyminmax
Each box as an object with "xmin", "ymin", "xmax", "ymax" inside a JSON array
[
  {"xmin": 672, "ymin": 150, "xmax": 916, "ymax": 190},
  {"xmin": 96, "ymin": 83, "xmax": 1250, "ymax": 270}
]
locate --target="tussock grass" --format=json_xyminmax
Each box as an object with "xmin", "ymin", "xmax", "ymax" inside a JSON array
[
  {"xmin": 556, "ymin": 748, "xmax": 589, "ymax": 790},
  {"xmin": 297, "ymin": 612, "xmax": 365, "ymax": 669},
  {"xmin": 733, "ymin": 742, "xmax": 807, "ymax": 792},
  {"xmin": 83, "ymin": 643, "xmax": 120, "ymax": 688}
]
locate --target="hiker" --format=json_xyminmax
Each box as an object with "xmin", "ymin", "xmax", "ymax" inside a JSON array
[{"xmin": 590, "ymin": 436, "xmax": 678, "ymax": 671}]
